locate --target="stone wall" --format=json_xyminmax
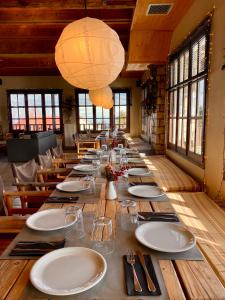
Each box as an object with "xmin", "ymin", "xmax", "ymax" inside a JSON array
[{"xmin": 141, "ymin": 65, "xmax": 166, "ymax": 154}]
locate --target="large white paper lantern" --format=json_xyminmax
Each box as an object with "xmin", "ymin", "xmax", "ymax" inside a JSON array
[
  {"xmin": 55, "ymin": 17, "xmax": 125, "ymax": 90},
  {"xmin": 89, "ymin": 86, "xmax": 113, "ymax": 109}
]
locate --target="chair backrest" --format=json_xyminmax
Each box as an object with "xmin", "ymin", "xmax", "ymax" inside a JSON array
[
  {"xmin": 38, "ymin": 152, "xmax": 53, "ymax": 169},
  {"xmin": 51, "ymin": 140, "xmax": 64, "ymax": 158},
  {"xmin": 0, "ymin": 176, "xmax": 6, "ymax": 216},
  {"xmin": 12, "ymin": 159, "xmax": 38, "ymax": 184}
]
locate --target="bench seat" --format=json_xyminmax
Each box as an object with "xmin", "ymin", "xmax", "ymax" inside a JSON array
[
  {"xmin": 143, "ymin": 155, "xmax": 201, "ymax": 192},
  {"xmin": 152, "ymin": 192, "xmax": 225, "ymax": 286}
]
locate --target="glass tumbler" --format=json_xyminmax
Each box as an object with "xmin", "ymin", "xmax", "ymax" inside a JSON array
[
  {"xmin": 83, "ymin": 175, "xmax": 96, "ymax": 194},
  {"xmin": 65, "ymin": 206, "xmax": 85, "ymax": 239},
  {"xmin": 91, "ymin": 216, "xmax": 114, "ymax": 255},
  {"xmin": 119, "ymin": 199, "xmax": 138, "ymax": 230}
]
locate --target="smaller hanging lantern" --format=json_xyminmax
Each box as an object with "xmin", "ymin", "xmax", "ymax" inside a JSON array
[{"xmin": 89, "ymin": 86, "xmax": 113, "ymax": 109}]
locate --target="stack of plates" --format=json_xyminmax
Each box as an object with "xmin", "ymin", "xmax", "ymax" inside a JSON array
[{"xmin": 30, "ymin": 247, "xmax": 107, "ymax": 296}]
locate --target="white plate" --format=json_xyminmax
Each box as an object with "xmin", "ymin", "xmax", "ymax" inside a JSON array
[
  {"xmin": 135, "ymin": 222, "xmax": 196, "ymax": 253},
  {"xmin": 73, "ymin": 164, "xmax": 97, "ymax": 172},
  {"xmin": 30, "ymin": 247, "xmax": 107, "ymax": 296},
  {"xmin": 26, "ymin": 209, "xmax": 77, "ymax": 231},
  {"xmin": 56, "ymin": 181, "xmax": 89, "ymax": 192},
  {"xmin": 128, "ymin": 158, "xmax": 143, "ymax": 163},
  {"xmin": 84, "ymin": 155, "xmax": 98, "ymax": 160},
  {"xmin": 128, "ymin": 185, "xmax": 164, "ymax": 198},
  {"xmin": 128, "ymin": 168, "xmax": 152, "ymax": 177}
]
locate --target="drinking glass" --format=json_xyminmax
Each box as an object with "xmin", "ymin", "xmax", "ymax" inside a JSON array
[
  {"xmin": 83, "ymin": 175, "xmax": 96, "ymax": 194},
  {"xmin": 101, "ymin": 144, "xmax": 108, "ymax": 151},
  {"xmin": 119, "ymin": 199, "xmax": 138, "ymax": 230},
  {"xmin": 65, "ymin": 206, "xmax": 85, "ymax": 239},
  {"xmin": 120, "ymin": 154, "xmax": 128, "ymax": 167},
  {"xmin": 91, "ymin": 216, "xmax": 114, "ymax": 255},
  {"xmin": 92, "ymin": 159, "xmax": 101, "ymax": 176},
  {"xmin": 118, "ymin": 143, "xmax": 123, "ymax": 149}
]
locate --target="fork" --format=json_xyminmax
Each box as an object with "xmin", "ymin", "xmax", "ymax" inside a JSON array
[{"xmin": 126, "ymin": 250, "xmax": 142, "ymax": 293}]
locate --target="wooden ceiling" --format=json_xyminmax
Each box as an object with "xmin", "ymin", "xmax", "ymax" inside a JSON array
[
  {"xmin": 127, "ymin": 0, "xmax": 194, "ymax": 70},
  {"xmin": 0, "ymin": 0, "xmax": 195, "ymax": 76},
  {"xmin": 0, "ymin": 0, "xmax": 136, "ymax": 76}
]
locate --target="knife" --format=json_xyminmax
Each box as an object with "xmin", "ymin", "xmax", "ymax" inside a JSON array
[{"xmin": 137, "ymin": 251, "xmax": 156, "ymax": 292}]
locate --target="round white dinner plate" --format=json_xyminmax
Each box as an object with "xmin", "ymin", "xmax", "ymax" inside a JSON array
[
  {"xmin": 135, "ymin": 222, "xmax": 196, "ymax": 253},
  {"xmin": 26, "ymin": 209, "xmax": 77, "ymax": 231},
  {"xmin": 128, "ymin": 168, "xmax": 152, "ymax": 177},
  {"xmin": 128, "ymin": 158, "xmax": 143, "ymax": 163},
  {"xmin": 30, "ymin": 247, "xmax": 107, "ymax": 296},
  {"xmin": 128, "ymin": 185, "xmax": 164, "ymax": 198},
  {"xmin": 87, "ymin": 149, "xmax": 98, "ymax": 153},
  {"xmin": 84, "ymin": 155, "xmax": 98, "ymax": 160},
  {"xmin": 73, "ymin": 164, "xmax": 97, "ymax": 172},
  {"xmin": 56, "ymin": 181, "xmax": 89, "ymax": 193}
]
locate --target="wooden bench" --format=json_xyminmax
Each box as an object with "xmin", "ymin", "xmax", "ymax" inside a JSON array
[
  {"xmin": 152, "ymin": 192, "xmax": 225, "ymax": 287},
  {"xmin": 142, "ymin": 155, "xmax": 201, "ymax": 192}
]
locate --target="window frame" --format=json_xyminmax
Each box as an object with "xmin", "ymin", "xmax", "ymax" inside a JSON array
[
  {"xmin": 167, "ymin": 17, "xmax": 211, "ymax": 166},
  {"xmin": 75, "ymin": 88, "xmax": 130, "ymax": 133},
  {"xmin": 7, "ymin": 89, "xmax": 63, "ymax": 134}
]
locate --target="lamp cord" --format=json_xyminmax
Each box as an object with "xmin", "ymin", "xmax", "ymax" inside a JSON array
[{"xmin": 84, "ymin": 0, "xmax": 88, "ymax": 17}]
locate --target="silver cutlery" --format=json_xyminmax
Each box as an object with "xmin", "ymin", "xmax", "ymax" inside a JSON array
[
  {"xmin": 137, "ymin": 251, "xmax": 156, "ymax": 292},
  {"xmin": 126, "ymin": 250, "xmax": 142, "ymax": 293}
]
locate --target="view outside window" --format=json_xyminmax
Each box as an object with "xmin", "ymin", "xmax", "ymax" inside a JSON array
[
  {"xmin": 8, "ymin": 90, "xmax": 62, "ymax": 133},
  {"xmin": 76, "ymin": 89, "xmax": 130, "ymax": 132},
  {"xmin": 168, "ymin": 19, "xmax": 210, "ymax": 164}
]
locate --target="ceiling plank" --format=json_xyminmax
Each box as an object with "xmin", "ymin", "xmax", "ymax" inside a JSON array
[
  {"xmin": 0, "ymin": 8, "xmax": 133, "ymax": 23},
  {"xmin": 0, "ymin": 0, "xmax": 137, "ymax": 9}
]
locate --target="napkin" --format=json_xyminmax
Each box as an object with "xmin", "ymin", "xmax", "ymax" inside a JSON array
[
  {"xmin": 123, "ymin": 255, "xmax": 161, "ymax": 296},
  {"xmin": 9, "ymin": 240, "xmax": 65, "ymax": 256},
  {"xmin": 46, "ymin": 196, "xmax": 79, "ymax": 203},
  {"xmin": 129, "ymin": 182, "xmax": 158, "ymax": 187},
  {"xmin": 137, "ymin": 211, "xmax": 179, "ymax": 222}
]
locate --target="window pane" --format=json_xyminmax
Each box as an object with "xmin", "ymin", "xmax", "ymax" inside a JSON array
[
  {"xmin": 191, "ymin": 82, "xmax": 197, "ymax": 117},
  {"xmin": 189, "ymin": 120, "xmax": 196, "ymax": 152},
  {"xmin": 199, "ymin": 36, "xmax": 206, "ymax": 73},
  {"xmin": 120, "ymin": 106, "xmax": 127, "ymax": 118},
  {"xmin": 172, "ymin": 119, "xmax": 176, "ymax": 144},
  {"xmin": 120, "ymin": 93, "xmax": 127, "ymax": 105},
  {"xmin": 10, "ymin": 94, "xmax": 17, "ymax": 106},
  {"xmin": 78, "ymin": 94, "xmax": 85, "ymax": 106},
  {"xmin": 86, "ymin": 95, "xmax": 92, "ymax": 106},
  {"xmin": 179, "ymin": 88, "xmax": 183, "ymax": 117},
  {"xmin": 184, "ymin": 51, "xmax": 189, "ymax": 80},
  {"xmin": 18, "ymin": 94, "xmax": 25, "ymax": 106},
  {"xmin": 54, "ymin": 107, "xmax": 60, "ymax": 118},
  {"xmin": 177, "ymin": 119, "xmax": 182, "ymax": 147},
  {"xmin": 79, "ymin": 107, "xmax": 86, "ymax": 118},
  {"xmin": 183, "ymin": 86, "xmax": 188, "ymax": 117},
  {"xmin": 169, "ymin": 92, "xmax": 173, "ymax": 117},
  {"xmin": 28, "ymin": 94, "xmax": 35, "ymax": 106},
  {"xmin": 36, "ymin": 108, "xmax": 42, "ymax": 118},
  {"xmin": 196, "ymin": 119, "xmax": 203, "ymax": 155},
  {"xmin": 35, "ymin": 94, "xmax": 42, "ymax": 106},
  {"xmin": 170, "ymin": 63, "xmax": 174, "ymax": 86},
  {"xmin": 45, "ymin": 94, "xmax": 52, "ymax": 106},
  {"xmin": 103, "ymin": 108, "xmax": 110, "ymax": 118},
  {"xmin": 46, "ymin": 107, "xmax": 52, "ymax": 118},
  {"xmin": 86, "ymin": 106, "xmax": 93, "ymax": 118},
  {"xmin": 174, "ymin": 59, "xmax": 178, "ymax": 85},
  {"xmin": 192, "ymin": 42, "xmax": 198, "ymax": 76},
  {"xmin": 179, "ymin": 54, "xmax": 184, "ymax": 82},
  {"xmin": 53, "ymin": 94, "xmax": 59, "ymax": 106},
  {"xmin": 197, "ymin": 79, "xmax": 205, "ymax": 116},
  {"xmin": 28, "ymin": 107, "xmax": 35, "ymax": 118},
  {"xmin": 182, "ymin": 119, "xmax": 187, "ymax": 149},
  {"xmin": 96, "ymin": 107, "xmax": 102, "ymax": 118},
  {"xmin": 18, "ymin": 108, "xmax": 25, "ymax": 119},
  {"xmin": 115, "ymin": 106, "xmax": 120, "ymax": 119},
  {"xmin": 11, "ymin": 108, "xmax": 18, "ymax": 119},
  {"xmin": 173, "ymin": 90, "xmax": 177, "ymax": 117},
  {"xmin": 169, "ymin": 119, "xmax": 173, "ymax": 143},
  {"xmin": 115, "ymin": 93, "xmax": 120, "ymax": 105}
]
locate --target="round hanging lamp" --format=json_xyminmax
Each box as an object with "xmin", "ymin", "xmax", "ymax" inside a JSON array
[
  {"xmin": 89, "ymin": 86, "xmax": 113, "ymax": 109},
  {"xmin": 55, "ymin": 17, "xmax": 125, "ymax": 90}
]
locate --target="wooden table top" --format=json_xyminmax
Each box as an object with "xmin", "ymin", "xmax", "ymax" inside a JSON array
[{"xmin": 1, "ymin": 175, "xmax": 225, "ymax": 299}]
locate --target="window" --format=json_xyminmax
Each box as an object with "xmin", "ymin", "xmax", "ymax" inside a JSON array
[
  {"xmin": 168, "ymin": 18, "xmax": 210, "ymax": 164},
  {"xmin": 8, "ymin": 90, "xmax": 63, "ymax": 133},
  {"xmin": 75, "ymin": 89, "xmax": 130, "ymax": 132}
]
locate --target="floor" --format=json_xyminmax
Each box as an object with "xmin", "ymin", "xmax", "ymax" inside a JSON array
[{"xmin": 0, "ymin": 155, "xmax": 15, "ymax": 190}]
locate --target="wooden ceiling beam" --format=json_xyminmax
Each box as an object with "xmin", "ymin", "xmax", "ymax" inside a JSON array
[
  {"xmin": 0, "ymin": 8, "xmax": 133, "ymax": 23},
  {"xmin": 0, "ymin": 0, "xmax": 137, "ymax": 9}
]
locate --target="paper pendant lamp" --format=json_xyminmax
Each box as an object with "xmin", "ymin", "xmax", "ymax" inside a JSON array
[
  {"xmin": 55, "ymin": 17, "xmax": 125, "ymax": 90},
  {"xmin": 89, "ymin": 86, "xmax": 113, "ymax": 109}
]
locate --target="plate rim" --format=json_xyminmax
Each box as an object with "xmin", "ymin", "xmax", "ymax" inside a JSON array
[
  {"xmin": 56, "ymin": 180, "xmax": 89, "ymax": 192},
  {"xmin": 127, "ymin": 167, "xmax": 152, "ymax": 176},
  {"xmin": 30, "ymin": 247, "xmax": 107, "ymax": 296},
  {"xmin": 128, "ymin": 185, "xmax": 165, "ymax": 198},
  {"xmin": 26, "ymin": 208, "xmax": 77, "ymax": 231},
  {"xmin": 135, "ymin": 222, "xmax": 196, "ymax": 253},
  {"xmin": 73, "ymin": 164, "xmax": 97, "ymax": 172}
]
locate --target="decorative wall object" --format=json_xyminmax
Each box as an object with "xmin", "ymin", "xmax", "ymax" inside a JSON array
[{"xmin": 55, "ymin": 17, "xmax": 125, "ymax": 90}]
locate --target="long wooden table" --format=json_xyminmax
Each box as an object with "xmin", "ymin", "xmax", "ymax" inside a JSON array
[{"xmin": 1, "ymin": 175, "xmax": 225, "ymax": 299}]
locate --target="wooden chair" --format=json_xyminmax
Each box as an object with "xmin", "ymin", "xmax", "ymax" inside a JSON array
[{"xmin": 51, "ymin": 141, "xmax": 80, "ymax": 167}]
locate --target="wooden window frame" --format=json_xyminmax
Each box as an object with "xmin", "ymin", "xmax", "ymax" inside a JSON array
[
  {"xmin": 75, "ymin": 88, "xmax": 130, "ymax": 133},
  {"xmin": 7, "ymin": 89, "xmax": 63, "ymax": 134},
  {"xmin": 168, "ymin": 17, "xmax": 211, "ymax": 166}
]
